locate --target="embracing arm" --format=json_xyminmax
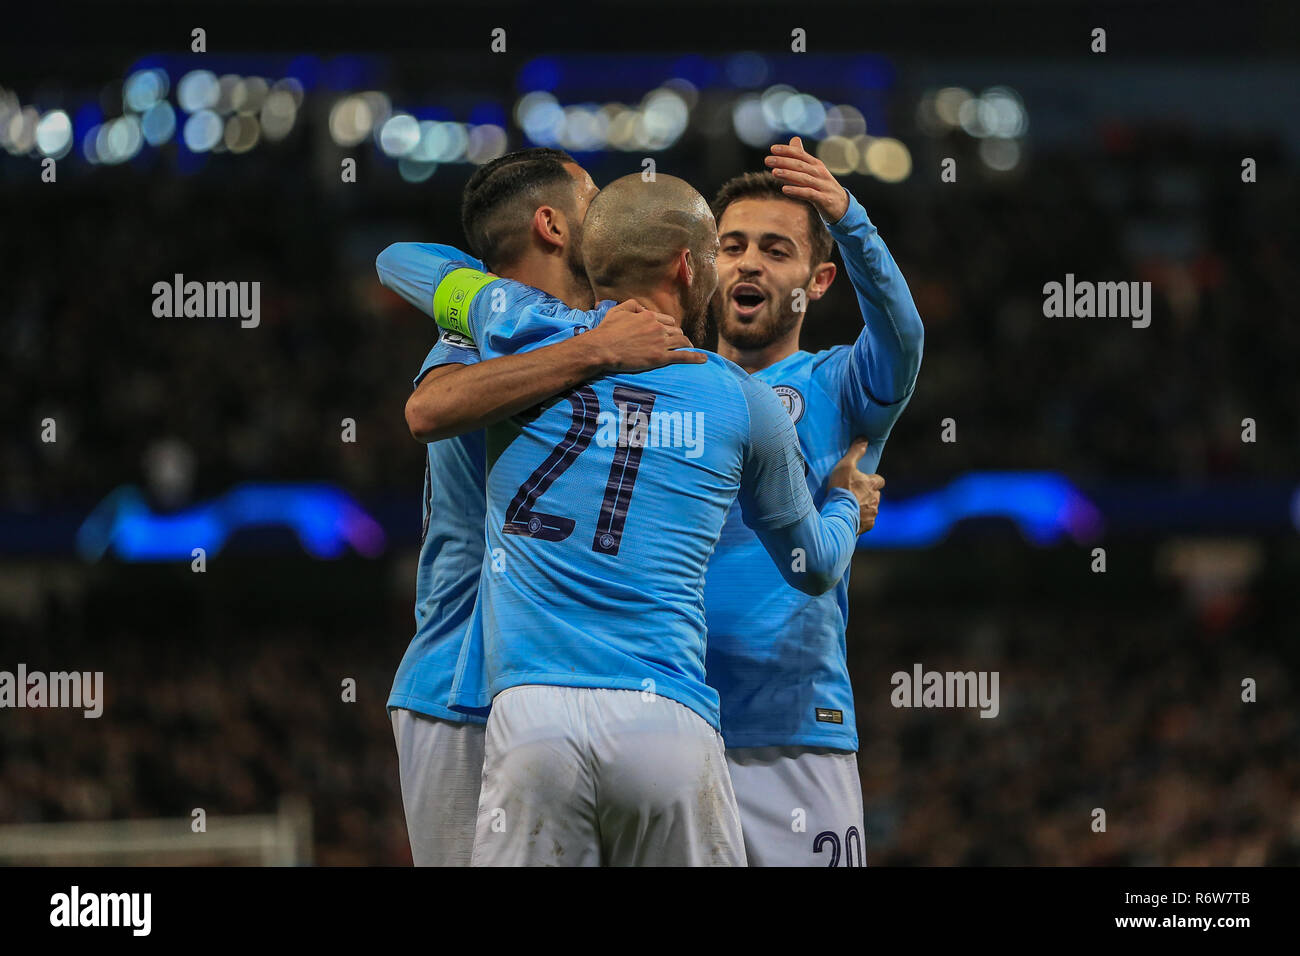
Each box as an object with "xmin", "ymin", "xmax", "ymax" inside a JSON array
[
  {"xmin": 405, "ymin": 308, "xmax": 698, "ymax": 441},
  {"xmin": 750, "ymin": 491, "xmax": 861, "ymax": 596},
  {"xmin": 737, "ymin": 379, "xmax": 873, "ymax": 595},
  {"xmin": 405, "ymin": 346, "xmax": 603, "ymax": 442},
  {"xmin": 379, "ymin": 243, "xmax": 702, "ymax": 442}
]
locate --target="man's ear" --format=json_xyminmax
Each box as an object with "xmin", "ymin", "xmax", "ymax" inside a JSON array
[
  {"xmin": 807, "ymin": 261, "xmax": 837, "ymax": 301},
  {"xmin": 677, "ymin": 248, "xmax": 695, "ymax": 286},
  {"xmin": 531, "ymin": 205, "xmax": 566, "ymax": 252}
]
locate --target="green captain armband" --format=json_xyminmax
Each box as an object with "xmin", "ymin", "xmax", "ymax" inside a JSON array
[{"xmin": 432, "ymin": 267, "xmax": 496, "ymax": 340}]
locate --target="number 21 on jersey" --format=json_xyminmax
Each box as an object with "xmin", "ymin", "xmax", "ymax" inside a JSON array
[{"xmin": 503, "ymin": 385, "xmax": 656, "ymax": 557}]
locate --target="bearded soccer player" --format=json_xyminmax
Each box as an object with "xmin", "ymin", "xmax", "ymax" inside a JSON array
[
  {"xmin": 703, "ymin": 137, "xmax": 924, "ymax": 866},
  {"xmin": 379, "ymin": 148, "xmax": 700, "ymax": 865}
]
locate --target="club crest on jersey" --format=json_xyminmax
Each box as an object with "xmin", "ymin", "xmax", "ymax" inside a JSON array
[
  {"xmin": 439, "ymin": 328, "xmax": 477, "ymax": 349},
  {"xmin": 773, "ymin": 385, "xmax": 805, "ymax": 423}
]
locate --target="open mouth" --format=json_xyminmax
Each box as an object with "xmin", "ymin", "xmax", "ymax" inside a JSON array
[{"xmin": 729, "ymin": 283, "xmax": 767, "ymax": 319}]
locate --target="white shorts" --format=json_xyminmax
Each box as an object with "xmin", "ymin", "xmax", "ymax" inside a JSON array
[
  {"xmin": 391, "ymin": 708, "xmax": 486, "ymax": 866},
  {"xmin": 472, "ymin": 684, "xmax": 746, "ymax": 867},
  {"xmin": 726, "ymin": 746, "xmax": 866, "ymax": 867}
]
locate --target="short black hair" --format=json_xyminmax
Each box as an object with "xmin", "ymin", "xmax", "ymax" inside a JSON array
[
  {"xmin": 710, "ymin": 171, "xmax": 833, "ymax": 267},
  {"xmin": 460, "ymin": 147, "xmax": 578, "ymax": 271}
]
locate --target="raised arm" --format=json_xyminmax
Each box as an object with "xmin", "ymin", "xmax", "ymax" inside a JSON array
[
  {"xmin": 377, "ymin": 243, "xmax": 703, "ymax": 442},
  {"xmin": 736, "ymin": 377, "xmax": 868, "ymax": 595},
  {"xmin": 824, "ymin": 191, "xmax": 924, "ymax": 419},
  {"xmin": 766, "ymin": 138, "xmax": 924, "ymax": 438}
]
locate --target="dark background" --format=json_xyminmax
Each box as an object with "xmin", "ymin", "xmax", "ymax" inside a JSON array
[{"xmin": 1, "ymin": 0, "xmax": 1297, "ymax": 864}]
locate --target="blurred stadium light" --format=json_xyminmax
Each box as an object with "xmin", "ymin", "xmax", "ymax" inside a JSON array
[
  {"xmin": 3, "ymin": 50, "xmax": 920, "ymax": 177},
  {"xmin": 75, "ymin": 484, "xmax": 387, "ymax": 562},
  {"xmin": 858, "ymin": 472, "xmax": 1103, "ymax": 548}
]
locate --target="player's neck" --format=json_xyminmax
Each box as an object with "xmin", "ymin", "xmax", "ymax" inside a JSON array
[
  {"xmin": 717, "ymin": 322, "xmax": 802, "ymax": 374},
  {"xmin": 599, "ymin": 286, "xmax": 686, "ymax": 327},
  {"xmin": 505, "ymin": 253, "xmax": 594, "ymax": 310}
]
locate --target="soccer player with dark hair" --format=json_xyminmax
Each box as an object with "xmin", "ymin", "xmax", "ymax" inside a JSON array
[
  {"xmin": 702, "ymin": 137, "xmax": 924, "ymax": 866},
  {"xmin": 378, "ymin": 149, "xmax": 702, "ymax": 866}
]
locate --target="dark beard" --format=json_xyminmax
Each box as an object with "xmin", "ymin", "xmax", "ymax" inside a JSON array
[
  {"xmin": 684, "ymin": 302, "xmax": 714, "ymax": 349},
  {"xmin": 715, "ymin": 298, "xmax": 801, "ymax": 351}
]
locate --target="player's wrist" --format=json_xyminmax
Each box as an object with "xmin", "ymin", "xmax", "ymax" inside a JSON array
[
  {"xmin": 564, "ymin": 329, "xmax": 617, "ymax": 377},
  {"xmin": 824, "ymin": 187, "xmax": 851, "ymax": 226}
]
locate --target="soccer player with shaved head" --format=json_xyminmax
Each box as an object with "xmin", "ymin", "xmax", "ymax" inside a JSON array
[
  {"xmin": 580, "ymin": 175, "xmax": 721, "ymax": 344},
  {"xmin": 407, "ymin": 171, "xmax": 880, "ymax": 865},
  {"xmin": 702, "ymin": 138, "xmax": 924, "ymax": 866},
  {"xmin": 377, "ymin": 149, "xmax": 706, "ymax": 865}
]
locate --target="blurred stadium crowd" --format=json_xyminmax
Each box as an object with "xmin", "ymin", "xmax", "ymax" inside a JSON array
[
  {"xmin": 854, "ymin": 560, "xmax": 1300, "ymax": 866},
  {"xmin": 2, "ymin": 123, "xmax": 1297, "ymax": 513},
  {"xmin": 3, "ymin": 543, "xmax": 1296, "ymax": 865},
  {"xmin": 5, "ymin": 134, "xmax": 1294, "ymax": 515}
]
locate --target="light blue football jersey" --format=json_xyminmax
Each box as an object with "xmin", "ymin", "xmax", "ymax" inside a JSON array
[
  {"xmin": 402, "ymin": 249, "xmax": 861, "ymax": 730},
  {"xmin": 378, "ymin": 244, "xmax": 489, "ymax": 724},
  {"xmin": 703, "ymin": 191, "xmax": 924, "ymax": 750}
]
